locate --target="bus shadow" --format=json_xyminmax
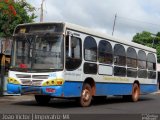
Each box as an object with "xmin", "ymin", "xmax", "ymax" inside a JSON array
[
  {"xmin": 92, "ymin": 96, "xmax": 154, "ymax": 106},
  {"xmin": 12, "ymin": 96, "xmax": 154, "ymax": 108}
]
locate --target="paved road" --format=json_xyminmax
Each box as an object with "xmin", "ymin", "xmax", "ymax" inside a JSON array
[{"xmin": 0, "ymin": 94, "xmax": 160, "ymax": 114}]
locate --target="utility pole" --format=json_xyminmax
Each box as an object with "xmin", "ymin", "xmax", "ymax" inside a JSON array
[
  {"xmin": 112, "ymin": 13, "xmax": 117, "ymax": 36},
  {"xmin": 40, "ymin": 0, "xmax": 45, "ymax": 22},
  {"xmin": 151, "ymin": 33, "xmax": 157, "ymax": 47}
]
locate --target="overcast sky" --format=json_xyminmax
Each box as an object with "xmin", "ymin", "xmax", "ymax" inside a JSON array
[{"xmin": 26, "ymin": 0, "xmax": 160, "ymax": 41}]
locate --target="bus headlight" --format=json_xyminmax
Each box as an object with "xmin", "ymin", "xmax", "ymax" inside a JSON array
[
  {"xmin": 7, "ymin": 77, "xmax": 21, "ymax": 85},
  {"xmin": 42, "ymin": 78, "xmax": 64, "ymax": 86}
]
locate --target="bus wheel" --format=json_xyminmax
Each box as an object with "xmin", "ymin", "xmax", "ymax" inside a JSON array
[
  {"xmin": 35, "ymin": 95, "xmax": 51, "ymax": 105},
  {"xmin": 131, "ymin": 83, "xmax": 140, "ymax": 102},
  {"xmin": 79, "ymin": 83, "xmax": 92, "ymax": 107}
]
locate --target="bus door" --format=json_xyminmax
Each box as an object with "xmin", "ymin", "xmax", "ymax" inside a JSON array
[{"xmin": 65, "ymin": 30, "xmax": 82, "ymax": 80}]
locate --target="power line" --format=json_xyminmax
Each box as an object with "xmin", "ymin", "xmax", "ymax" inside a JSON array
[
  {"xmin": 112, "ymin": 14, "xmax": 160, "ymax": 36},
  {"xmin": 117, "ymin": 15, "xmax": 160, "ymax": 27}
]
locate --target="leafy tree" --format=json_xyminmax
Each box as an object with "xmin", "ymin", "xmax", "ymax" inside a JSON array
[
  {"xmin": 133, "ymin": 31, "xmax": 160, "ymax": 63},
  {"xmin": 0, "ymin": 0, "xmax": 37, "ymax": 37},
  {"xmin": 156, "ymin": 32, "xmax": 160, "ymax": 37}
]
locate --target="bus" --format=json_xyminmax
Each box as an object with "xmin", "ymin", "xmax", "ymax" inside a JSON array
[{"xmin": 7, "ymin": 22, "xmax": 158, "ymax": 107}]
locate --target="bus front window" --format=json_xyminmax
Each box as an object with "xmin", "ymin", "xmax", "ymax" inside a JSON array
[
  {"xmin": 13, "ymin": 34, "xmax": 64, "ymax": 71},
  {"xmin": 33, "ymin": 35, "xmax": 64, "ymax": 70}
]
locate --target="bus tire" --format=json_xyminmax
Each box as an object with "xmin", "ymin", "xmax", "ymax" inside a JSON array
[
  {"xmin": 79, "ymin": 83, "xmax": 92, "ymax": 107},
  {"xmin": 131, "ymin": 83, "xmax": 140, "ymax": 102},
  {"xmin": 35, "ymin": 95, "xmax": 51, "ymax": 105}
]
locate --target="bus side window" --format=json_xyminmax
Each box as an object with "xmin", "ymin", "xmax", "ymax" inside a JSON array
[{"xmin": 65, "ymin": 35, "xmax": 82, "ymax": 70}]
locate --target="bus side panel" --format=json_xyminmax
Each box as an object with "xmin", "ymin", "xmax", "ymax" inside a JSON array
[
  {"xmin": 140, "ymin": 84, "xmax": 157, "ymax": 94},
  {"xmin": 95, "ymin": 83, "xmax": 157, "ymax": 96},
  {"xmin": 96, "ymin": 83, "xmax": 132, "ymax": 95},
  {"xmin": 62, "ymin": 81, "xmax": 83, "ymax": 97}
]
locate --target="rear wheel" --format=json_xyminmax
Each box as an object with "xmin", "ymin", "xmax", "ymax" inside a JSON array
[
  {"xmin": 123, "ymin": 83, "xmax": 140, "ymax": 102},
  {"xmin": 79, "ymin": 83, "xmax": 92, "ymax": 107},
  {"xmin": 35, "ymin": 95, "xmax": 51, "ymax": 105},
  {"xmin": 131, "ymin": 83, "xmax": 140, "ymax": 102}
]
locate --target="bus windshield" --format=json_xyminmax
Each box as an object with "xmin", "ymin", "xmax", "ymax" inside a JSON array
[{"xmin": 12, "ymin": 33, "xmax": 64, "ymax": 72}]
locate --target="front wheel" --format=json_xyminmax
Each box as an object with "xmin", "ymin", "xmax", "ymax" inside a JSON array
[
  {"xmin": 79, "ymin": 83, "xmax": 92, "ymax": 107},
  {"xmin": 35, "ymin": 95, "xmax": 51, "ymax": 105}
]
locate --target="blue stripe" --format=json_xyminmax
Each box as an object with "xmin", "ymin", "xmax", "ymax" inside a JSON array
[
  {"xmin": 96, "ymin": 83, "xmax": 157, "ymax": 95},
  {"xmin": 96, "ymin": 83, "xmax": 132, "ymax": 95},
  {"xmin": 7, "ymin": 82, "xmax": 158, "ymax": 97},
  {"xmin": 62, "ymin": 82, "xmax": 157, "ymax": 96},
  {"xmin": 140, "ymin": 84, "xmax": 157, "ymax": 94},
  {"xmin": 7, "ymin": 84, "xmax": 63, "ymax": 96},
  {"xmin": 63, "ymin": 81, "xmax": 83, "ymax": 97},
  {"xmin": 7, "ymin": 84, "xmax": 21, "ymax": 94}
]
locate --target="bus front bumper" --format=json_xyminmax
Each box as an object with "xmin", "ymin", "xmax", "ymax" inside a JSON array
[{"xmin": 7, "ymin": 83, "xmax": 63, "ymax": 97}]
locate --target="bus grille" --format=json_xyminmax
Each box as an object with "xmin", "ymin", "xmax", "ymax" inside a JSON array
[{"xmin": 16, "ymin": 74, "xmax": 48, "ymax": 86}]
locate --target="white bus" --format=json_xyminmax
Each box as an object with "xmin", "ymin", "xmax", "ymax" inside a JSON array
[{"xmin": 7, "ymin": 22, "xmax": 158, "ymax": 107}]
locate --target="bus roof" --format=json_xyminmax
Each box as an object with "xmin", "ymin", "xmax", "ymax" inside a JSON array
[
  {"xmin": 64, "ymin": 22, "xmax": 156, "ymax": 53},
  {"xmin": 15, "ymin": 22, "xmax": 156, "ymax": 53}
]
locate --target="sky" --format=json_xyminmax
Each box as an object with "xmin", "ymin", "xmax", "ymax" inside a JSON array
[{"xmin": 26, "ymin": 0, "xmax": 160, "ymax": 41}]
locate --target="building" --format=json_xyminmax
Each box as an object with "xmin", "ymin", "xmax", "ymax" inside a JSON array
[{"xmin": 0, "ymin": 38, "xmax": 12, "ymax": 95}]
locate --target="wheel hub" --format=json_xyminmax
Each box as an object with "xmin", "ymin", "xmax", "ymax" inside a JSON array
[{"xmin": 82, "ymin": 89, "xmax": 90, "ymax": 101}]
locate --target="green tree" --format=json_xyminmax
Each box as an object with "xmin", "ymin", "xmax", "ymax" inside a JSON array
[
  {"xmin": 133, "ymin": 31, "xmax": 153, "ymax": 47},
  {"xmin": 133, "ymin": 31, "xmax": 160, "ymax": 63},
  {"xmin": 0, "ymin": 0, "xmax": 37, "ymax": 37}
]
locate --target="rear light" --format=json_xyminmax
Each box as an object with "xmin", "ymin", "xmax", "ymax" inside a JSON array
[{"xmin": 46, "ymin": 88, "xmax": 55, "ymax": 93}]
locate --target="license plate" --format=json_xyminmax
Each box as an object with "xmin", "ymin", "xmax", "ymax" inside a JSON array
[{"xmin": 21, "ymin": 86, "xmax": 41, "ymax": 94}]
